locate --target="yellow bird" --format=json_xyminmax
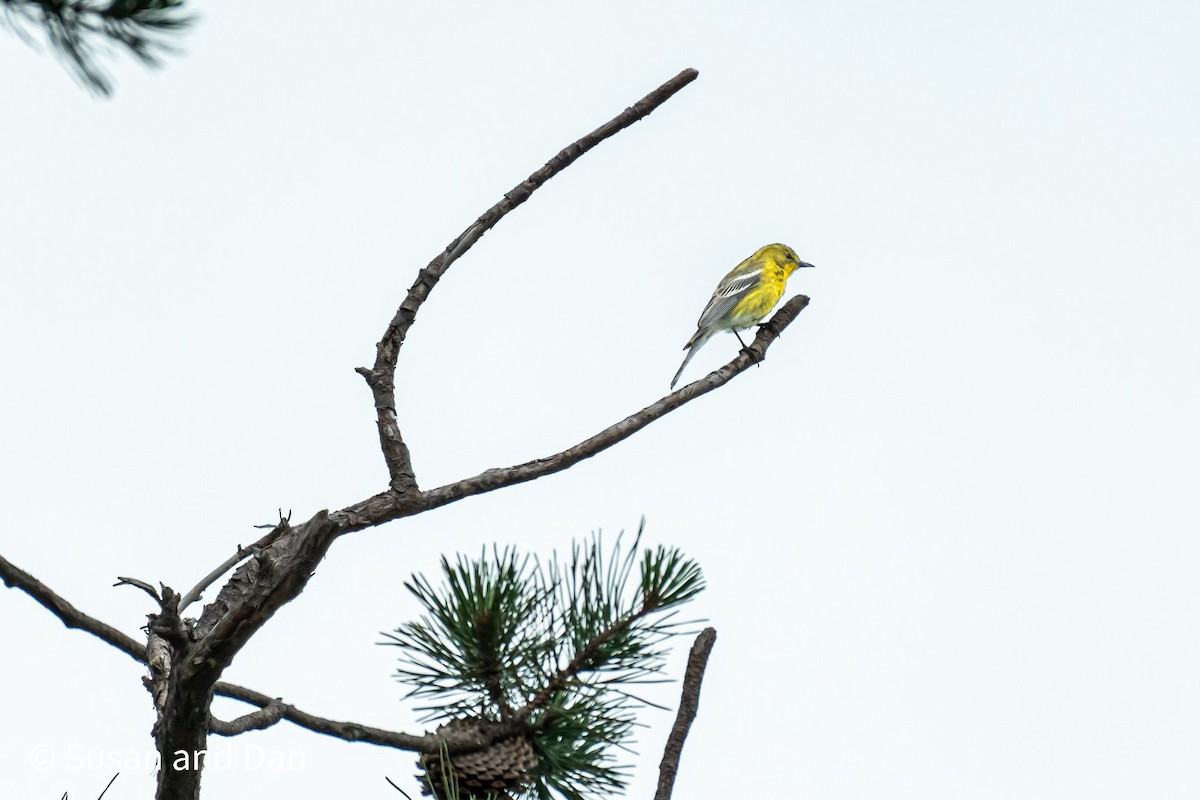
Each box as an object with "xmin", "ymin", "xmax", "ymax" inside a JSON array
[{"xmin": 670, "ymin": 243, "xmax": 814, "ymax": 389}]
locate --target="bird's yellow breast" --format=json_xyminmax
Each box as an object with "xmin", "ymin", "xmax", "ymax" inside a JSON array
[{"xmin": 728, "ymin": 264, "xmax": 788, "ymax": 328}]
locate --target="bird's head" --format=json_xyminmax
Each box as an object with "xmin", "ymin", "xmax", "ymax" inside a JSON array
[{"xmin": 760, "ymin": 243, "xmax": 815, "ymax": 274}]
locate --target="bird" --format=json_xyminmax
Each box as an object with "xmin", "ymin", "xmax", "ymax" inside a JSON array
[{"xmin": 670, "ymin": 243, "xmax": 814, "ymax": 389}]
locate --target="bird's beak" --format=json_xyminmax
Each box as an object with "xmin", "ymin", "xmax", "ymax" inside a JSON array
[{"xmin": 798, "ymin": 260, "xmax": 815, "ymax": 269}]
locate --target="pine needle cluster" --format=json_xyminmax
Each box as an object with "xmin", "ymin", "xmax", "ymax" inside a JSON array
[
  {"xmin": 2, "ymin": 0, "xmax": 192, "ymax": 94},
  {"xmin": 381, "ymin": 523, "xmax": 705, "ymax": 800}
]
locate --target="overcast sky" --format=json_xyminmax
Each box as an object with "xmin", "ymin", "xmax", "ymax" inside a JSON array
[{"xmin": 3, "ymin": 2, "xmax": 1199, "ymax": 798}]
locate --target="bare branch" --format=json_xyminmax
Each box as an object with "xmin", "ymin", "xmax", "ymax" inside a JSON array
[
  {"xmin": 357, "ymin": 67, "xmax": 701, "ymax": 496},
  {"xmin": 404, "ymin": 295, "xmax": 811, "ymax": 518},
  {"xmin": 329, "ymin": 295, "xmax": 811, "ymax": 538},
  {"xmin": 0, "ymin": 552, "xmax": 146, "ymax": 664},
  {"xmin": 0, "ymin": 550, "xmax": 436, "ymax": 751},
  {"xmin": 654, "ymin": 627, "xmax": 717, "ymax": 800},
  {"xmin": 209, "ymin": 700, "xmax": 287, "ymax": 736},
  {"xmin": 178, "ymin": 516, "xmax": 290, "ymax": 612},
  {"xmin": 213, "ymin": 681, "xmax": 429, "ymax": 749},
  {"xmin": 211, "ymin": 681, "xmax": 521, "ymax": 754},
  {"xmin": 189, "ymin": 512, "xmax": 338, "ymax": 679},
  {"xmin": 114, "ymin": 576, "xmax": 162, "ymax": 602},
  {"xmin": 177, "ymin": 547, "xmax": 253, "ymax": 613}
]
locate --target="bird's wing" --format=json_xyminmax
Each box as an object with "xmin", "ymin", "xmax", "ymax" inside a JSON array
[{"xmin": 695, "ymin": 265, "xmax": 763, "ymax": 329}]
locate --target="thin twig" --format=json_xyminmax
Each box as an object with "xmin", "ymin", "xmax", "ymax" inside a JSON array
[
  {"xmin": 385, "ymin": 776, "xmax": 414, "ymax": 799},
  {"xmin": 177, "ymin": 547, "xmax": 255, "ymax": 613},
  {"xmin": 356, "ymin": 67, "xmax": 701, "ymax": 496},
  {"xmin": 178, "ymin": 512, "xmax": 293, "ymax": 611},
  {"xmin": 114, "ymin": 576, "xmax": 161, "ymax": 603},
  {"xmin": 654, "ymin": 627, "xmax": 717, "ymax": 800},
  {"xmin": 95, "ymin": 772, "xmax": 119, "ymax": 800},
  {"xmin": 176, "ymin": 515, "xmax": 286, "ymax": 618}
]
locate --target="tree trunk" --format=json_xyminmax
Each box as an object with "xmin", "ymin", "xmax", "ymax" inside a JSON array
[{"xmin": 154, "ymin": 670, "xmax": 215, "ymax": 800}]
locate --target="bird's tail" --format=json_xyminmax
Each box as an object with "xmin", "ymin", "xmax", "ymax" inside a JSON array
[{"xmin": 670, "ymin": 328, "xmax": 714, "ymax": 390}]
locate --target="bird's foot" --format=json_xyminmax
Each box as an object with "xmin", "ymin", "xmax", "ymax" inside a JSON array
[{"xmin": 740, "ymin": 345, "xmax": 764, "ymax": 366}]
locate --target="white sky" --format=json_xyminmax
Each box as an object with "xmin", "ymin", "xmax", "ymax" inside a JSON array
[{"xmin": 3, "ymin": 1, "xmax": 1199, "ymax": 798}]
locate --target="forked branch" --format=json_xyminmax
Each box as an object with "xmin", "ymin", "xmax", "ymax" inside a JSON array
[
  {"xmin": 355, "ymin": 67, "xmax": 701, "ymax": 495},
  {"xmin": 331, "ymin": 293, "xmax": 811, "ymax": 531}
]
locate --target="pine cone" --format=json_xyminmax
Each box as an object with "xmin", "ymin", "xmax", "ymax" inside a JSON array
[{"xmin": 417, "ymin": 717, "xmax": 538, "ymax": 800}]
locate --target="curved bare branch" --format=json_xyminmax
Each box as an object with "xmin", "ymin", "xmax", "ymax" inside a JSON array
[
  {"xmin": 209, "ymin": 700, "xmax": 287, "ymax": 736},
  {"xmin": 356, "ymin": 67, "xmax": 701, "ymax": 495}
]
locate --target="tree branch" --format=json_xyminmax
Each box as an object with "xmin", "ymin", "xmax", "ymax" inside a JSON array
[
  {"xmin": 189, "ymin": 511, "xmax": 339, "ymax": 680},
  {"xmin": 0, "ymin": 549, "xmax": 444, "ymax": 749},
  {"xmin": 209, "ymin": 700, "xmax": 287, "ymax": 736},
  {"xmin": 114, "ymin": 575, "xmax": 162, "ymax": 603},
  {"xmin": 515, "ymin": 606, "xmax": 653, "ymax": 722},
  {"xmin": 335, "ymin": 293, "xmax": 811, "ymax": 531},
  {"xmin": 213, "ymin": 681, "xmax": 431, "ymax": 749},
  {"xmin": 0, "ymin": 551, "xmax": 146, "ymax": 664},
  {"xmin": 178, "ymin": 515, "xmax": 290, "ymax": 612},
  {"xmin": 356, "ymin": 66, "xmax": 700, "ymax": 496},
  {"xmin": 654, "ymin": 627, "xmax": 717, "ymax": 800},
  {"xmin": 212, "ymin": 681, "xmax": 532, "ymax": 755},
  {"xmin": 177, "ymin": 546, "xmax": 253, "ymax": 614},
  {"xmin": 415, "ymin": 296, "xmax": 810, "ymax": 511},
  {"xmin": 140, "ymin": 73, "xmax": 801, "ymax": 689}
]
